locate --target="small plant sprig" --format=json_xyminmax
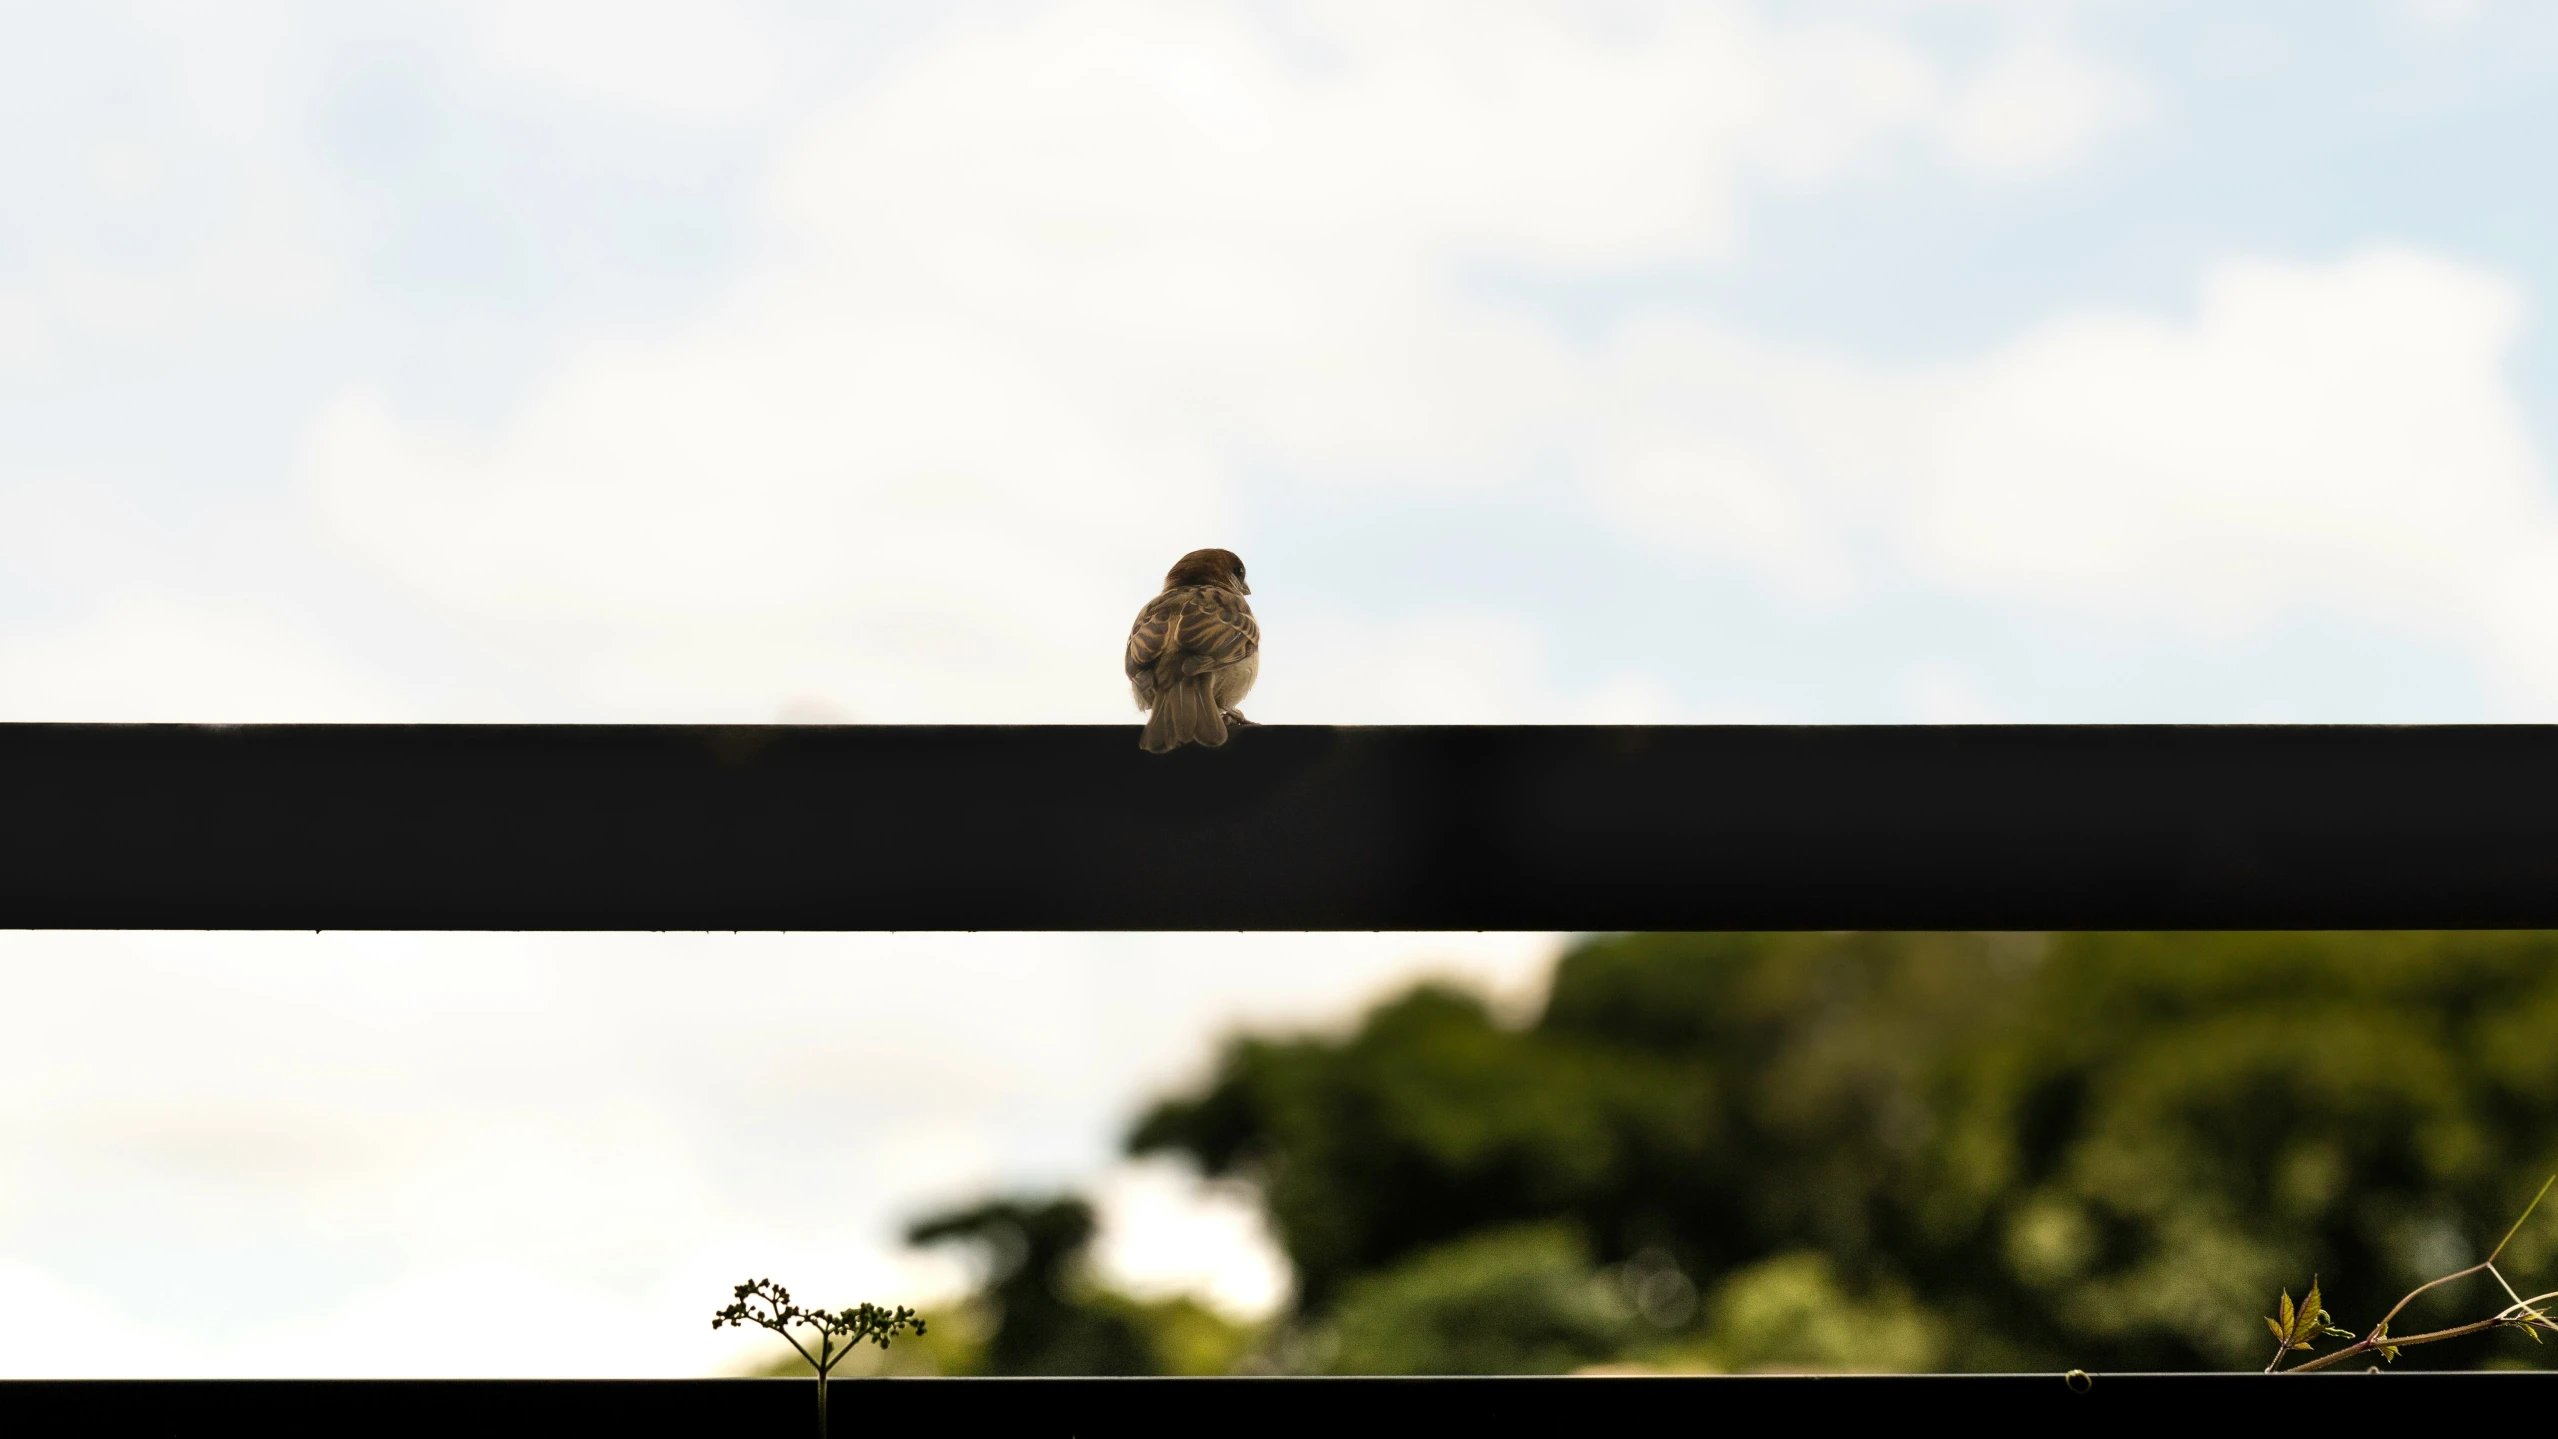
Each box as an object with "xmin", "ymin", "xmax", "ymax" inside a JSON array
[
  {"xmin": 713, "ymin": 1278, "xmax": 925, "ymax": 1437},
  {"xmin": 2264, "ymin": 1175, "xmax": 2558, "ymax": 1374}
]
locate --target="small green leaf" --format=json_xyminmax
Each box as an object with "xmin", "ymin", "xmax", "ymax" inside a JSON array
[
  {"xmin": 2373, "ymin": 1321, "xmax": 2401, "ymax": 1363},
  {"xmin": 2268, "ymin": 1283, "xmax": 2329, "ymax": 1350},
  {"xmin": 2266, "ymin": 1315, "xmax": 2288, "ymax": 1343}
]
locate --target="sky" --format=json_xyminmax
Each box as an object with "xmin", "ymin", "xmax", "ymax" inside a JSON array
[{"xmin": 3, "ymin": 0, "xmax": 2557, "ymax": 1375}]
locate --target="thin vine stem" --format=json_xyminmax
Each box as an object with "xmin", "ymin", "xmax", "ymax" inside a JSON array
[{"xmin": 2268, "ymin": 1176, "xmax": 2558, "ymax": 1375}]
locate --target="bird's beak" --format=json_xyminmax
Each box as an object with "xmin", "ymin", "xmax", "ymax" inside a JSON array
[{"xmin": 1238, "ymin": 579, "xmax": 1251, "ymax": 595}]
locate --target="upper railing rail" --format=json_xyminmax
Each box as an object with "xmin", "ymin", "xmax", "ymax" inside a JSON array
[{"xmin": 2, "ymin": 723, "xmax": 2553, "ymax": 930}]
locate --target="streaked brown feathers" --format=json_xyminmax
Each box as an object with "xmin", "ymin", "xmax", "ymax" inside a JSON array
[{"xmin": 1127, "ymin": 551, "xmax": 1259, "ymax": 753}]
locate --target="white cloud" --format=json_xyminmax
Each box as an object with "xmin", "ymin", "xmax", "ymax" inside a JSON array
[
  {"xmin": 1941, "ymin": 33, "xmax": 2147, "ymax": 180},
  {"xmin": 2401, "ymin": 0, "xmax": 2487, "ymax": 28},
  {"xmin": 1260, "ymin": 608, "xmax": 1676, "ymax": 723},
  {"xmin": 0, "ymin": 1259, "xmax": 190, "ymax": 1379},
  {"xmin": 0, "ymin": 291, "xmax": 42, "ymax": 373},
  {"xmin": 1583, "ymin": 320, "xmax": 1907, "ymax": 602},
  {"xmin": 309, "ymin": 0, "xmax": 2110, "ymax": 724},
  {"xmin": 0, "ymin": 5, "xmax": 341, "ymax": 352},
  {"xmin": 1914, "ymin": 248, "xmax": 2558, "ymax": 699},
  {"xmin": 1906, "ymin": 662, "xmax": 2005, "ymax": 723},
  {"xmin": 474, "ymin": 0, "xmax": 785, "ymax": 119},
  {"xmin": 0, "ymin": 596, "xmax": 409, "ymax": 722},
  {"xmin": 1092, "ymin": 1158, "xmax": 1290, "ymax": 1317},
  {"xmin": 0, "ymin": 928, "xmax": 1558, "ymax": 1373},
  {"xmin": 1567, "ymin": 244, "xmax": 2558, "ymax": 712},
  {"xmin": 0, "ymin": 1, "xmax": 2157, "ymax": 731}
]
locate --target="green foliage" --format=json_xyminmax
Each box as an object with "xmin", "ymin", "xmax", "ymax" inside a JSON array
[
  {"xmin": 906, "ymin": 1196, "xmax": 1150, "ymax": 1374},
  {"xmin": 1316, "ymin": 1223, "xmax": 1639, "ymax": 1374},
  {"xmin": 1927, "ymin": 932, "xmax": 2558, "ymax": 1367},
  {"xmin": 1677, "ymin": 1251, "xmax": 1947, "ymax": 1374},
  {"xmin": 1304, "ymin": 1228, "xmax": 1945, "ymax": 1376},
  {"xmin": 1131, "ymin": 931, "xmax": 2558, "ymax": 1371},
  {"xmin": 2264, "ymin": 1279, "xmax": 2350, "ymax": 1356},
  {"xmin": 1129, "ymin": 983, "xmax": 1680, "ymax": 1312},
  {"xmin": 902, "ymin": 1193, "xmax": 1258, "ymax": 1375},
  {"xmin": 1095, "ymin": 1291, "xmax": 1260, "ymax": 1377}
]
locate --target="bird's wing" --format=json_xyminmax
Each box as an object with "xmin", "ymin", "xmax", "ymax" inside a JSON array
[
  {"xmin": 1125, "ymin": 593, "xmax": 1176, "ymax": 682},
  {"xmin": 1169, "ymin": 586, "xmax": 1257, "ymax": 676},
  {"xmin": 1126, "ymin": 585, "xmax": 1257, "ymax": 681}
]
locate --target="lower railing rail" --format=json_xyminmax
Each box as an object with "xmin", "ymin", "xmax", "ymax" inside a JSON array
[{"xmin": 0, "ymin": 1373, "xmax": 2543, "ymax": 1433}]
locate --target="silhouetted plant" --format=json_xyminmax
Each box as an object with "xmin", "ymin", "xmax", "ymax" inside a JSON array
[
  {"xmin": 2263, "ymin": 1177, "xmax": 2558, "ymax": 1373},
  {"xmin": 713, "ymin": 1278, "xmax": 924, "ymax": 1437}
]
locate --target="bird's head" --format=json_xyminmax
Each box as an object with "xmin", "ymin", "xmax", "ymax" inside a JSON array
[{"xmin": 1163, "ymin": 548, "xmax": 1248, "ymax": 595}]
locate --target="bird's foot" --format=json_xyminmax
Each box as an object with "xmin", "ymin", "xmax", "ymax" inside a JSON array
[{"xmin": 1223, "ymin": 709, "xmax": 1260, "ymax": 727}]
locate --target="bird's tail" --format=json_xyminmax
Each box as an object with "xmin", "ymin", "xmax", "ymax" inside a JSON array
[{"xmin": 1142, "ymin": 675, "xmax": 1229, "ymax": 753}]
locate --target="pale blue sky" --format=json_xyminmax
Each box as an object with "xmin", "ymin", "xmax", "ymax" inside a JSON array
[
  {"xmin": 3, "ymin": 0, "xmax": 2556, "ymax": 1376},
  {"xmin": 7, "ymin": 0, "xmax": 2557, "ymax": 725}
]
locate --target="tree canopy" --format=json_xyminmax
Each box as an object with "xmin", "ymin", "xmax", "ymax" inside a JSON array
[{"xmin": 1127, "ymin": 932, "xmax": 2558, "ymax": 1372}]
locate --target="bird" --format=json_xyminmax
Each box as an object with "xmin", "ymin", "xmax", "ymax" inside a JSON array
[{"xmin": 1126, "ymin": 548, "xmax": 1259, "ymax": 753}]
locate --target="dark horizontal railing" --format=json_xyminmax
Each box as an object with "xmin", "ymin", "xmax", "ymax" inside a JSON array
[
  {"xmin": 2, "ymin": 723, "xmax": 2557, "ymax": 929},
  {"xmin": 0, "ymin": 1373, "xmax": 2533, "ymax": 1433}
]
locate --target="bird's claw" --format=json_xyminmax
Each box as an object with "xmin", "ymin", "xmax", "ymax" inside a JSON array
[{"xmin": 1223, "ymin": 710, "xmax": 1260, "ymax": 727}]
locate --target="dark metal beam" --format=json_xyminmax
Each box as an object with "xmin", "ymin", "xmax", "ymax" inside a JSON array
[
  {"xmin": 0, "ymin": 1373, "xmax": 2523, "ymax": 1431},
  {"xmin": 3, "ymin": 723, "xmax": 2556, "ymax": 930}
]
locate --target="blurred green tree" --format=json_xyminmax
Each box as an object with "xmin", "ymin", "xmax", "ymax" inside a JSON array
[
  {"xmin": 906, "ymin": 1196, "xmax": 1154, "ymax": 1375},
  {"xmin": 900, "ymin": 1193, "xmax": 1257, "ymax": 1376},
  {"xmin": 1918, "ymin": 931, "xmax": 2558, "ymax": 1369},
  {"xmin": 1129, "ymin": 932, "xmax": 2558, "ymax": 1372},
  {"xmin": 1317, "ymin": 1223, "xmax": 1633, "ymax": 1374}
]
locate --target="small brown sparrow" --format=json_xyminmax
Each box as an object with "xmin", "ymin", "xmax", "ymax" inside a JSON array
[{"xmin": 1126, "ymin": 548, "xmax": 1259, "ymax": 753}]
